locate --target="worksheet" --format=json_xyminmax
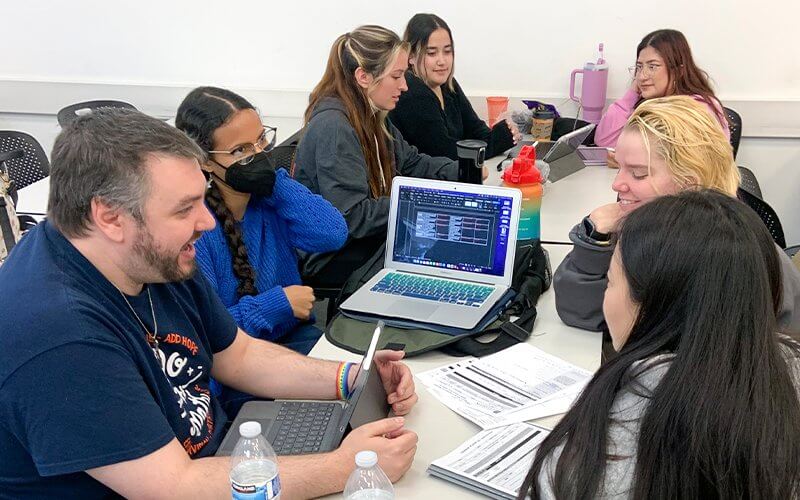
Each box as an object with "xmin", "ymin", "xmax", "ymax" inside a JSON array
[{"xmin": 417, "ymin": 344, "xmax": 591, "ymax": 428}]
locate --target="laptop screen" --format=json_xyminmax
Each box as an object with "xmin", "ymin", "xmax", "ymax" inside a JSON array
[{"xmin": 391, "ymin": 185, "xmax": 514, "ymax": 277}]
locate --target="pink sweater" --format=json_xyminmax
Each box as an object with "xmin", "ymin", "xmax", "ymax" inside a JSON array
[{"xmin": 594, "ymin": 89, "xmax": 731, "ymax": 147}]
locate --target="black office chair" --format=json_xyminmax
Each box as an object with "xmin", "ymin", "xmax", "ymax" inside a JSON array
[
  {"xmin": 724, "ymin": 106, "xmax": 742, "ymax": 159},
  {"xmin": 737, "ymin": 188, "xmax": 786, "ymax": 249},
  {"xmin": 738, "ymin": 166, "xmax": 763, "ymax": 199},
  {"xmin": 0, "ymin": 148, "xmax": 41, "ymax": 232},
  {"xmin": 0, "ymin": 131, "xmax": 49, "ymax": 190},
  {"xmin": 269, "ymin": 145, "xmax": 296, "ymax": 172},
  {"xmin": 57, "ymin": 100, "xmax": 137, "ymax": 127}
]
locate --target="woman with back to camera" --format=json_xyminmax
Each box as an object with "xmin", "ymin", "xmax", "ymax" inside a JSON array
[
  {"xmin": 595, "ymin": 28, "xmax": 730, "ymax": 151},
  {"xmin": 388, "ymin": 13, "xmax": 521, "ymax": 160},
  {"xmin": 175, "ymin": 87, "xmax": 347, "ymax": 355},
  {"xmin": 520, "ymin": 189, "xmax": 800, "ymax": 498},
  {"xmin": 293, "ymin": 25, "xmax": 461, "ymax": 289},
  {"xmin": 553, "ymin": 95, "xmax": 800, "ymax": 338}
]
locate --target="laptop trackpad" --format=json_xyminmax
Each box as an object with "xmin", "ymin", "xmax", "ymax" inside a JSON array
[{"xmin": 387, "ymin": 300, "xmax": 438, "ymax": 319}]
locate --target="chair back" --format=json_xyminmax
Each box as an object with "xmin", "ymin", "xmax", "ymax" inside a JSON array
[
  {"xmin": 724, "ymin": 106, "xmax": 742, "ymax": 159},
  {"xmin": 738, "ymin": 166, "xmax": 762, "ymax": 199},
  {"xmin": 277, "ymin": 128, "xmax": 306, "ymax": 177},
  {"xmin": 269, "ymin": 145, "xmax": 296, "ymax": 172},
  {"xmin": 738, "ymin": 188, "xmax": 786, "ymax": 249},
  {"xmin": 0, "ymin": 131, "xmax": 50, "ymax": 190},
  {"xmin": 57, "ymin": 100, "xmax": 137, "ymax": 127}
]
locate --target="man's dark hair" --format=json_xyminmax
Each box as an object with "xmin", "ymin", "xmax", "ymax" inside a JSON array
[{"xmin": 48, "ymin": 108, "xmax": 205, "ymax": 237}]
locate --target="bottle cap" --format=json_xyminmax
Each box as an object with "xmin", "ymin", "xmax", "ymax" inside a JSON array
[
  {"xmin": 355, "ymin": 450, "xmax": 378, "ymax": 468},
  {"xmin": 502, "ymin": 146, "xmax": 542, "ymax": 185},
  {"xmin": 239, "ymin": 421, "xmax": 262, "ymax": 438}
]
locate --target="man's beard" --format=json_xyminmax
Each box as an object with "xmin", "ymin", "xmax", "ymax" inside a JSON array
[{"xmin": 132, "ymin": 225, "xmax": 196, "ymax": 283}]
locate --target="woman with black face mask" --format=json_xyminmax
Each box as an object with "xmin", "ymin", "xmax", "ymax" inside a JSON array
[{"xmin": 176, "ymin": 87, "xmax": 348, "ymax": 413}]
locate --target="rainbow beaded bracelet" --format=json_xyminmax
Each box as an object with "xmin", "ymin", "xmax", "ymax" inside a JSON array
[{"xmin": 336, "ymin": 362, "xmax": 355, "ymax": 400}]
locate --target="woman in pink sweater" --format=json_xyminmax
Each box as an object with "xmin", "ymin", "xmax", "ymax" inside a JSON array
[{"xmin": 595, "ymin": 29, "xmax": 730, "ymax": 149}]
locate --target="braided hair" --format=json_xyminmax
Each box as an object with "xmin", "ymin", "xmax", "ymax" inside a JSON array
[{"xmin": 175, "ymin": 86, "xmax": 259, "ymax": 297}]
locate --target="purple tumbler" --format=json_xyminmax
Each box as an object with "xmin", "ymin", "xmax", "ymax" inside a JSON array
[{"xmin": 570, "ymin": 44, "xmax": 609, "ymax": 124}]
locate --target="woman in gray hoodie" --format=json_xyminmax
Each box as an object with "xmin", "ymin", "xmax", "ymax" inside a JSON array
[{"xmin": 294, "ymin": 25, "xmax": 459, "ymax": 288}]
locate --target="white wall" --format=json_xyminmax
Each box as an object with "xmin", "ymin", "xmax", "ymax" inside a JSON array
[
  {"xmin": 3, "ymin": 0, "xmax": 798, "ymax": 99},
  {"xmin": 1, "ymin": 0, "xmax": 799, "ymax": 239}
]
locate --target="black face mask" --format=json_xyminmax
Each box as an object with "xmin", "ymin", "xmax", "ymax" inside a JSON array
[{"xmin": 215, "ymin": 151, "xmax": 277, "ymax": 198}]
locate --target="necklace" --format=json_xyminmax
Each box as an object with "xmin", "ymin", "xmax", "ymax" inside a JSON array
[{"xmin": 118, "ymin": 286, "xmax": 160, "ymax": 357}]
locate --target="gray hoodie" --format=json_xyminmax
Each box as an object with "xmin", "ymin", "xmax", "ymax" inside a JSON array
[
  {"xmin": 294, "ymin": 97, "xmax": 458, "ymax": 271},
  {"xmin": 553, "ymin": 217, "xmax": 800, "ymax": 339}
]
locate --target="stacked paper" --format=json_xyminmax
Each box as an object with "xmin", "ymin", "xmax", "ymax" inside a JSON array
[{"xmin": 428, "ymin": 423, "xmax": 550, "ymax": 499}]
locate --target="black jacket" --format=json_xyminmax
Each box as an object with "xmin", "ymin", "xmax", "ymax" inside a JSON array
[{"xmin": 389, "ymin": 72, "xmax": 514, "ymax": 161}]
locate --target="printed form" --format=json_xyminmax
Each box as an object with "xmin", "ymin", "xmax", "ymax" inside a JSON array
[
  {"xmin": 428, "ymin": 422, "xmax": 550, "ymax": 499},
  {"xmin": 417, "ymin": 343, "xmax": 592, "ymax": 428}
]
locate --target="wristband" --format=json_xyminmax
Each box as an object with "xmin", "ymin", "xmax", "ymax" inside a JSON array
[
  {"xmin": 342, "ymin": 362, "xmax": 354, "ymax": 399},
  {"xmin": 336, "ymin": 362, "xmax": 355, "ymax": 400}
]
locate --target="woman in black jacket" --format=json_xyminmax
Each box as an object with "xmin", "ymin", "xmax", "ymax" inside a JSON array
[{"xmin": 388, "ymin": 13, "xmax": 521, "ymax": 160}]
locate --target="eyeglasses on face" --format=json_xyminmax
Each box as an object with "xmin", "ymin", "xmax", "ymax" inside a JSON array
[
  {"xmin": 628, "ymin": 63, "xmax": 664, "ymax": 78},
  {"xmin": 208, "ymin": 125, "xmax": 277, "ymax": 165}
]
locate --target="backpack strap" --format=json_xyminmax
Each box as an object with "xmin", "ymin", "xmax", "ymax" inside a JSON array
[{"xmin": 440, "ymin": 304, "xmax": 537, "ymax": 357}]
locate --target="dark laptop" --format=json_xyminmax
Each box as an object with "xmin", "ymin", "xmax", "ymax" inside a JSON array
[{"xmin": 216, "ymin": 322, "xmax": 388, "ymax": 456}]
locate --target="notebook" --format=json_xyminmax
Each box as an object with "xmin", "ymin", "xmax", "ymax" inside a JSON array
[
  {"xmin": 340, "ymin": 177, "xmax": 521, "ymax": 330},
  {"xmin": 215, "ymin": 322, "xmax": 388, "ymax": 456}
]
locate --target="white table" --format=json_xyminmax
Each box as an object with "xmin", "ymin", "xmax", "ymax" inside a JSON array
[{"xmin": 310, "ymin": 244, "xmax": 601, "ymax": 499}]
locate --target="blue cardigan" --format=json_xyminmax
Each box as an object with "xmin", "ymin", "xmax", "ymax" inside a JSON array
[{"xmin": 195, "ymin": 168, "xmax": 347, "ymax": 341}]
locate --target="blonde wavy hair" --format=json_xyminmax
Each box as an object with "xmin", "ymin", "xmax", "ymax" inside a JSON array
[
  {"xmin": 626, "ymin": 95, "xmax": 739, "ymax": 196},
  {"xmin": 306, "ymin": 25, "xmax": 409, "ymax": 197}
]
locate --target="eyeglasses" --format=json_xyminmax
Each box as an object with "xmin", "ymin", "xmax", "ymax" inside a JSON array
[
  {"xmin": 208, "ymin": 125, "xmax": 277, "ymax": 165},
  {"xmin": 628, "ymin": 63, "xmax": 663, "ymax": 78}
]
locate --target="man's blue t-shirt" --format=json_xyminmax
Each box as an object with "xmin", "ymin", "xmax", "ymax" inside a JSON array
[{"xmin": 0, "ymin": 222, "xmax": 238, "ymax": 498}]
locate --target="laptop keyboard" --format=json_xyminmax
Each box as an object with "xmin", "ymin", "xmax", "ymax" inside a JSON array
[
  {"xmin": 371, "ymin": 272, "xmax": 494, "ymax": 307},
  {"xmin": 272, "ymin": 401, "xmax": 338, "ymax": 455}
]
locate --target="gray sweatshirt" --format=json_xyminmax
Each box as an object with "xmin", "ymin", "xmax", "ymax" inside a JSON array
[
  {"xmin": 537, "ymin": 340, "xmax": 800, "ymax": 498},
  {"xmin": 553, "ymin": 217, "xmax": 800, "ymax": 339},
  {"xmin": 294, "ymin": 97, "xmax": 458, "ymax": 241}
]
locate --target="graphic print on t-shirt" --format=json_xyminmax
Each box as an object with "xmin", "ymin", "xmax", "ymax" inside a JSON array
[{"xmin": 154, "ymin": 332, "xmax": 216, "ymax": 456}]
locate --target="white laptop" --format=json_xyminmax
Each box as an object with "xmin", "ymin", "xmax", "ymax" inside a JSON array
[{"xmin": 340, "ymin": 177, "xmax": 521, "ymax": 330}]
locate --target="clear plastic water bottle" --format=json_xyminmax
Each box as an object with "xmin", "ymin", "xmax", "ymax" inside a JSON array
[
  {"xmin": 230, "ymin": 421, "xmax": 281, "ymax": 500},
  {"xmin": 343, "ymin": 450, "xmax": 395, "ymax": 500}
]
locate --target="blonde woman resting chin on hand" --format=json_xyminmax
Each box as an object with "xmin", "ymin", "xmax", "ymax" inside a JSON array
[{"xmin": 552, "ymin": 95, "xmax": 800, "ymax": 339}]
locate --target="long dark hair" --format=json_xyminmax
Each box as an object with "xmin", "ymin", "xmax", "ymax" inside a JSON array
[
  {"xmin": 404, "ymin": 13, "xmax": 455, "ymax": 92},
  {"xmin": 175, "ymin": 86, "xmax": 258, "ymax": 297},
  {"xmin": 520, "ymin": 190, "xmax": 800, "ymax": 498},
  {"xmin": 636, "ymin": 29, "xmax": 727, "ymax": 126},
  {"xmin": 305, "ymin": 25, "xmax": 408, "ymax": 198}
]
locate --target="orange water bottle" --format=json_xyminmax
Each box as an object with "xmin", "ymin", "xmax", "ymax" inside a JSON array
[{"xmin": 501, "ymin": 145, "xmax": 543, "ymax": 241}]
